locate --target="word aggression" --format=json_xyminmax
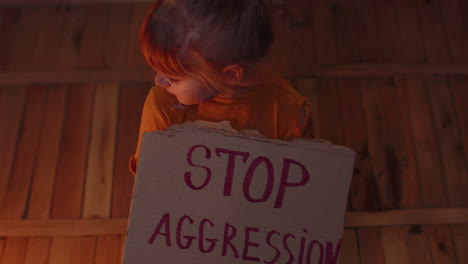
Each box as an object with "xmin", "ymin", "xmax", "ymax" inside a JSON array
[{"xmin": 148, "ymin": 213, "xmax": 341, "ymax": 264}]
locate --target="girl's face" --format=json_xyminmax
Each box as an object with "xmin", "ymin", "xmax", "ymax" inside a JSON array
[{"xmin": 154, "ymin": 72, "xmax": 217, "ymax": 105}]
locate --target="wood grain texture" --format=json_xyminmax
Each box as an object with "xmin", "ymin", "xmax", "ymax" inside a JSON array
[
  {"xmin": 354, "ymin": 0, "xmax": 380, "ymax": 62},
  {"xmin": 393, "ymin": 0, "xmax": 425, "ymax": 62},
  {"xmin": 5, "ymin": 6, "xmax": 43, "ymax": 71},
  {"xmin": 0, "ymin": 87, "xmax": 47, "ymax": 219},
  {"xmin": 31, "ymin": 5, "xmax": 65, "ymax": 70},
  {"xmin": 417, "ymin": 0, "xmax": 450, "ymax": 62},
  {"xmin": 427, "ymin": 76, "xmax": 468, "ymax": 207},
  {"xmin": 55, "ymin": 5, "xmax": 86, "ymax": 70},
  {"xmin": 452, "ymin": 224, "xmax": 468, "ymax": 264},
  {"xmin": 0, "ymin": 7, "xmax": 20, "ymax": 70},
  {"xmin": 437, "ymin": 0, "xmax": 468, "ymax": 61},
  {"xmin": 380, "ymin": 227, "xmax": 409, "ymax": 264},
  {"xmin": 383, "ymin": 77, "xmax": 420, "ymax": 208},
  {"xmin": 339, "ymin": 228, "xmax": 361, "ymax": 264},
  {"xmin": 83, "ymin": 84, "xmax": 119, "ymax": 218},
  {"xmin": 47, "ymin": 237, "xmax": 74, "ymax": 264},
  {"xmin": 426, "ymin": 225, "xmax": 458, "ymax": 264},
  {"xmin": 1, "ymin": 238, "xmax": 28, "ymax": 264},
  {"xmin": 404, "ymin": 225, "xmax": 432, "ymax": 264},
  {"xmin": 24, "ymin": 237, "xmax": 51, "ymax": 264},
  {"xmin": 27, "ymin": 86, "xmax": 67, "ymax": 219},
  {"xmin": 333, "ymin": 0, "xmax": 361, "ymax": 63},
  {"xmin": 51, "ymin": 85, "xmax": 94, "ymax": 219},
  {"xmin": 104, "ymin": 4, "xmax": 132, "ymax": 68},
  {"xmin": 375, "ymin": 0, "xmax": 401, "ymax": 62},
  {"xmin": 340, "ymin": 78, "xmax": 377, "ymax": 211},
  {"xmin": 94, "ymin": 235, "xmax": 122, "ymax": 264},
  {"xmin": 405, "ymin": 76, "xmax": 448, "ymax": 208},
  {"xmin": 111, "ymin": 83, "xmax": 149, "ymax": 218},
  {"xmin": 127, "ymin": 3, "xmax": 150, "ymax": 68},
  {"xmin": 0, "ymin": 87, "xmax": 27, "ymax": 213},
  {"xmin": 71, "ymin": 236, "xmax": 97, "ymax": 264},
  {"xmin": 361, "ymin": 78, "xmax": 398, "ymax": 210},
  {"xmin": 79, "ymin": 4, "xmax": 110, "ymax": 69},
  {"xmin": 358, "ymin": 228, "xmax": 385, "ymax": 264},
  {"xmin": 311, "ymin": 0, "xmax": 338, "ymax": 64}
]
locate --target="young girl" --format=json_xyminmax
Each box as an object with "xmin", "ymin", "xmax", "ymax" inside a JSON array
[{"xmin": 130, "ymin": 0, "xmax": 314, "ymax": 175}]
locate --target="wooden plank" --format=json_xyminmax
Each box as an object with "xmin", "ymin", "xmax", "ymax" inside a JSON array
[
  {"xmin": 417, "ymin": 0, "xmax": 450, "ymax": 62},
  {"xmin": 24, "ymin": 237, "xmax": 51, "ymax": 264},
  {"xmin": 426, "ymin": 225, "xmax": 458, "ymax": 264},
  {"xmin": 450, "ymin": 76, "xmax": 468, "ymax": 178},
  {"xmin": 354, "ymin": 0, "xmax": 380, "ymax": 62},
  {"xmin": 405, "ymin": 76, "xmax": 448, "ymax": 207},
  {"xmin": 47, "ymin": 237, "xmax": 74, "ymax": 264},
  {"xmin": 94, "ymin": 235, "xmax": 121, "ymax": 264},
  {"xmin": 438, "ymin": 0, "xmax": 468, "ymax": 61},
  {"xmin": 5, "ymin": 6, "xmax": 42, "ymax": 70},
  {"xmin": 50, "ymin": 85, "xmax": 94, "ymax": 219},
  {"xmin": 333, "ymin": 0, "xmax": 361, "ymax": 63},
  {"xmin": 339, "ymin": 228, "xmax": 361, "ymax": 264},
  {"xmin": 0, "ymin": 238, "xmax": 27, "ymax": 264},
  {"xmin": 340, "ymin": 78, "xmax": 378, "ymax": 211},
  {"xmin": 0, "ymin": 218, "xmax": 128, "ymax": 236},
  {"xmin": 27, "ymin": 86, "xmax": 67, "ymax": 219},
  {"xmin": 71, "ymin": 236, "xmax": 97, "ymax": 264},
  {"xmin": 361, "ymin": 78, "xmax": 397, "ymax": 210},
  {"xmin": 0, "ymin": 87, "xmax": 47, "ymax": 219},
  {"xmin": 374, "ymin": 0, "xmax": 401, "ymax": 61},
  {"xmin": 345, "ymin": 208, "xmax": 468, "ymax": 227},
  {"xmin": 452, "ymin": 224, "xmax": 468, "ymax": 264},
  {"xmin": 31, "ymin": 5, "xmax": 65, "ymax": 70},
  {"xmin": 427, "ymin": 76, "xmax": 468, "ymax": 207},
  {"xmin": 0, "ymin": 238, "xmax": 4, "ymax": 260},
  {"xmin": 358, "ymin": 228, "xmax": 385, "ymax": 264},
  {"xmin": 380, "ymin": 227, "xmax": 409, "ymax": 264},
  {"xmin": 0, "ymin": 7, "xmax": 20, "ymax": 70},
  {"xmin": 0, "ymin": 208, "xmax": 467, "ymax": 236},
  {"xmin": 393, "ymin": 0, "xmax": 425, "ymax": 62},
  {"xmin": 55, "ymin": 5, "xmax": 86, "ymax": 70},
  {"xmin": 83, "ymin": 84, "xmax": 119, "ymax": 218},
  {"xmin": 311, "ymin": 0, "xmax": 338, "ymax": 64},
  {"xmin": 79, "ymin": 4, "xmax": 110, "ymax": 69},
  {"xmin": 1, "ymin": 64, "xmax": 468, "ymax": 85},
  {"xmin": 104, "ymin": 4, "xmax": 132, "ymax": 68},
  {"xmin": 383, "ymin": 77, "xmax": 420, "ymax": 208},
  {"xmin": 111, "ymin": 83, "xmax": 148, "ymax": 218},
  {"xmin": 0, "ymin": 87, "xmax": 27, "ymax": 212},
  {"xmin": 127, "ymin": 3, "xmax": 150, "ymax": 68},
  {"xmin": 317, "ymin": 78, "xmax": 345, "ymax": 145},
  {"xmin": 405, "ymin": 225, "xmax": 432, "ymax": 264}
]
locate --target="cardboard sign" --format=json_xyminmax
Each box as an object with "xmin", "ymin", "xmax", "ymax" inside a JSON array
[{"xmin": 123, "ymin": 121, "xmax": 355, "ymax": 264}]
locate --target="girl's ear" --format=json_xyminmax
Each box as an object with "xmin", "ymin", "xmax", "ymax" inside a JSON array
[{"xmin": 222, "ymin": 64, "xmax": 244, "ymax": 81}]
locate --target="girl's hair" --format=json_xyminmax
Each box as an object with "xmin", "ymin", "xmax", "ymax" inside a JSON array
[{"xmin": 139, "ymin": 0, "xmax": 290, "ymax": 94}]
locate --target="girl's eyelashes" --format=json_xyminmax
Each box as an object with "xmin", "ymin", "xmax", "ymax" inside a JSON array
[{"xmin": 168, "ymin": 77, "xmax": 179, "ymax": 83}]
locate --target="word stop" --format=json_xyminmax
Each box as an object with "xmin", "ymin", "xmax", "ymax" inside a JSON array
[{"xmin": 184, "ymin": 145, "xmax": 310, "ymax": 209}]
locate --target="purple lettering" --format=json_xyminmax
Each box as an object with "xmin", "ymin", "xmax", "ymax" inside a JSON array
[
  {"xmin": 148, "ymin": 213, "xmax": 171, "ymax": 246},
  {"xmin": 306, "ymin": 240, "xmax": 324, "ymax": 264},
  {"xmin": 242, "ymin": 227, "xmax": 260, "ymax": 262},
  {"xmin": 215, "ymin": 148, "xmax": 250, "ymax": 196},
  {"xmin": 282, "ymin": 233, "xmax": 296, "ymax": 264},
  {"xmin": 199, "ymin": 218, "xmax": 218, "ymax": 253},
  {"xmin": 325, "ymin": 240, "xmax": 342, "ymax": 264},
  {"xmin": 243, "ymin": 156, "xmax": 274, "ymax": 203},
  {"xmin": 176, "ymin": 215, "xmax": 195, "ymax": 249},
  {"xmin": 222, "ymin": 223, "xmax": 239, "ymax": 258},
  {"xmin": 275, "ymin": 159, "xmax": 310, "ymax": 208},
  {"xmin": 185, "ymin": 145, "xmax": 212, "ymax": 190},
  {"xmin": 264, "ymin": 231, "xmax": 281, "ymax": 264}
]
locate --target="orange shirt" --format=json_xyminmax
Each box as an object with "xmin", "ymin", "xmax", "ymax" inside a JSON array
[{"xmin": 130, "ymin": 77, "xmax": 314, "ymax": 175}]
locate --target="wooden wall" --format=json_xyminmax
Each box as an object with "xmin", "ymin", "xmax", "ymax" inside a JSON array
[{"xmin": 0, "ymin": 0, "xmax": 467, "ymax": 263}]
